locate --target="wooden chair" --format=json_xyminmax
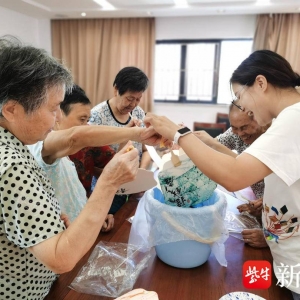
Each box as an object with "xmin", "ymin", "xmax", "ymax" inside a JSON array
[
  {"xmin": 216, "ymin": 113, "xmax": 230, "ymax": 130},
  {"xmin": 193, "ymin": 122, "xmax": 227, "ymax": 138},
  {"xmin": 216, "ymin": 112, "xmax": 230, "ymax": 130}
]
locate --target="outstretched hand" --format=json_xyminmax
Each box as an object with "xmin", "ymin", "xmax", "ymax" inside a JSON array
[
  {"xmin": 143, "ymin": 112, "xmax": 180, "ymax": 141},
  {"xmin": 193, "ymin": 130, "xmax": 216, "ymax": 147},
  {"xmin": 101, "ymin": 141, "xmax": 139, "ymax": 189},
  {"xmin": 139, "ymin": 126, "xmax": 172, "ymax": 147}
]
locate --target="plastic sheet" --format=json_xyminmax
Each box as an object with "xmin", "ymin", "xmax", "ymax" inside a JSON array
[
  {"xmin": 70, "ymin": 241, "xmax": 152, "ymax": 298},
  {"xmin": 129, "ymin": 188, "xmax": 229, "ymax": 267},
  {"xmin": 225, "ymin": 210, "xmax": 262, "ymax": 240}
]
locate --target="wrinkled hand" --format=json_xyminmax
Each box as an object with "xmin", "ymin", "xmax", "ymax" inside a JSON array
[
  {"xmin": 138, "ymin": 126, "xmax": 172, "ymax": 147},
  {"xmin": 193, "ymin": 130, "xmax": 216, "ymax": 147},
  {"xmin": 242, "ymin": 229, "xmax": 268, "ymax": 248},
  {"xmin": 237, "ymin": 198, "xmax": 263, "ymax": 217},
  {"xmin": 60, "ymin": 213, "xmax": 71, "ymax": 228},
  {"xmin": 100, "ymin": 141, "xmax": 139, "ymax": 189},
  {"xmin": 101, "ymin": 214, "xmax": 114, "ymax": 232},
  {"xmin": 143, "ymin": 113, "xmax": 180, "ymax": 141}
]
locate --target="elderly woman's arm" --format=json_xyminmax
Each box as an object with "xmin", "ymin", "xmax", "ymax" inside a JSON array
[
  {"xmin": 28, "ymin": 143, "xmax": 139, "ymax": 274},
  {"xmin": 42, "ymin": 125, "xmax": 161, "ymax": 164},
  {"xmin": 193, "ymin": 130, "xmax": 238, "ymax": 158}
]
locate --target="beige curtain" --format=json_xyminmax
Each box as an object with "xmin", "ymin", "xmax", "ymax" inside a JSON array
[
  {"xmin": 253, "ymin": 13, "xmax": 300, "ymax": 73},
  {"xmin": 51, "ymin": 18, "xmax": 155, "ymax": 112}
]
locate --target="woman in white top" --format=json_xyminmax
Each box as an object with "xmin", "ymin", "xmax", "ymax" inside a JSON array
[{"xmin": 144, "ymin": 50, "xmax": 300, "ymax": 299}]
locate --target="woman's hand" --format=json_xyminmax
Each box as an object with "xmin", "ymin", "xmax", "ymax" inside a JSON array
[
  {"xmin": 193, "ymin": 130, "xmax": 216, "ymax": 147},
  {"xmin": 135, "ymin": 126, "xmax": 171, "ymax": 148},
  {"xmin": 100, "ymin": 141, "xmax": 139, "ymax": 189},
  {"xmin": 143, "ymin": 113, "xmax": 181, "ymax": 141},
  {"xmin": 237, "ymin": 198, "xmax": 263, "ymax": 217},
  {"xmin": 101, "ymin": 214, "xmax": 114, "ymax": 232},
  {"xmin": 242, "ymin": 229, "xmax": 268, "ymax": 248}
]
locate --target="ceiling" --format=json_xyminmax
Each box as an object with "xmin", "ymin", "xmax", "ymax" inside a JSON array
[{"xmin": 0, "ymin": 0, "xmax": 300, "ymax": 19}]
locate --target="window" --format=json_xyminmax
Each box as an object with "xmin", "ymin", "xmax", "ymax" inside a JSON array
[{"xmin": 154, "ymin": 39, "xmax": 252, "ymax": 104}]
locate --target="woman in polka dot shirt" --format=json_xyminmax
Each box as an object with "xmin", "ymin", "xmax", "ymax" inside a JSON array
[{"xmin": 0, "ymin": 37, "xmax": 140, "ymax": 300}]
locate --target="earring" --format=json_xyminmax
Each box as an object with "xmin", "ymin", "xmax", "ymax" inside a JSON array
[{"xmin": 247, "ymin": 111, "xmax": 254, "ymax": 117}]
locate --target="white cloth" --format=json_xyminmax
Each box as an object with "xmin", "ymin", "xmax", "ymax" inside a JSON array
[
  {"xmin": 27, "ymin": 141, "xmax": 87, "ymax": 222},
  {"xmin": 244, "ymin": 102, "xmax": 300, "ymax": 293}
]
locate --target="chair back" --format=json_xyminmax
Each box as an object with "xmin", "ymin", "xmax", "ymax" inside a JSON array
[
  {"xmin": 193, "ymin": 122, "xmax": 227, "ymax": 138},
  {"xmin": 216, "ymin": 113, "xmax": 230, "ymax": 130}
]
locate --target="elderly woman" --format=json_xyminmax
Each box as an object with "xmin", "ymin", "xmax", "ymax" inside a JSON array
[
  {"xmin": 0, "ymin": 37, "xmax": 140, "ymax": 300},
  {"xmin": 89, "ymin": 66, "xmax": 152, "ymax": 212}
]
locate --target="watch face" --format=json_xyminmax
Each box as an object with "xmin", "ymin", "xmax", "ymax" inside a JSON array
[{"xmin": 178, "ymin": 127, "xmax": 191, "ymax": 134}]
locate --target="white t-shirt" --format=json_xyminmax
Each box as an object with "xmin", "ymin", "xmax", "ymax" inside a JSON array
[
  {"xmin": 27, "ymin": 141, "xmax": 87, "ymax": 222},
  {"xmin": 244, "ymin": 102, "xmax": 300, "ymax": 293}
]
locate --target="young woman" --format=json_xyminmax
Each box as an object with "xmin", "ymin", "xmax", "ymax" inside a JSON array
[{"xmin": 144, "ymin": 50, "xmax": 300, "ymax": 299}]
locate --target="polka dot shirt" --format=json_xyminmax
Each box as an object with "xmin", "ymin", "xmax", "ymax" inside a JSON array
[
  {"xmin": 0, "ymin": 127, "xmax": 65, "ymax": 300},
  {"xmin": 217, "ymin": 127, "xmax": 265, "ymax": 199}
]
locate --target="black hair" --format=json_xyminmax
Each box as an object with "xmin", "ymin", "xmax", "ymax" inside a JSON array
[
  {"xmin": 60, "ymin": 84, "xmax": 91, "ymax": 116},
  {"xmin": 0, "ymin": 36, "xmax": 72, "ymax": 116},
  {"xmin": 230, "ymin": 50, "xmax": 300, "ymax": 88},
  {"xmin": 113, "ymin": 66, "xmax": 149, "ymax": 96}
]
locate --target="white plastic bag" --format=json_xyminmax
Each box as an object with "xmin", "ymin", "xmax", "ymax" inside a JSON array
[{"xmin": 129, "ymin": 188, "xmax": 229, "ymax": 267}]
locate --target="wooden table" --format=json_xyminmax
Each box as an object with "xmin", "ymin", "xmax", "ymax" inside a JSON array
[{"xmin": 45, "ymin": 197, "xmax": 292, "ymax": 300}]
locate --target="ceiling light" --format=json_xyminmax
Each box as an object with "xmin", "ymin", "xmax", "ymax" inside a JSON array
[
  {"xmin": 81, "ymin": 12, "xmax": 86, "ymax": 17},
  {"xmin": 93, "ymin": 0, "xmax": 115, "ymax": 10},
  {"xmin": 174, "ymin": 0, "xmax": 188, "ymax": 8}
]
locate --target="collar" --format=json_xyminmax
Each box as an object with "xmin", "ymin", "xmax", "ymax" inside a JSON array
[{"xmin": 0, "ymin": 126, "xmax": 36, "ymax": 165}]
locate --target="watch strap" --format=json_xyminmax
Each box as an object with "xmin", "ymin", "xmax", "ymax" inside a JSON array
[{"xmin": 173, "ymin": 127, "xmax": 192, "ymax": 144}]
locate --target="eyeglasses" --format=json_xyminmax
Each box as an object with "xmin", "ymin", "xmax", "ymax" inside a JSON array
[
  {"xmin": 231, "ymin": 84, "xmax": 248, "ymax": 112},
  {"xmin": 231, "ymin": 100, "xmax": 245, "ymax": 112}
]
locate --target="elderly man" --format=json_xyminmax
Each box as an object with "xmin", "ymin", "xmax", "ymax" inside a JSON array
[{"xmin": 194, "ymin": 103, "xmax": 270, "ymax": 248}]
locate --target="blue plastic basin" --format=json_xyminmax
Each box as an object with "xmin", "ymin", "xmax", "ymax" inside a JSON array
[{"xmin": 155, "ymin": 240, "xmax": 211, "ymax": 268}]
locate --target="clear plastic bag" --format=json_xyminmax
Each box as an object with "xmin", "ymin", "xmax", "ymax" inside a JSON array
[
  {"xmin": 69, "ymin": 241, "xmax": 152, "ymax": 298},
  {"xmin": 224, "ymin": 210, "xmax": 262, "ymax": 240}
]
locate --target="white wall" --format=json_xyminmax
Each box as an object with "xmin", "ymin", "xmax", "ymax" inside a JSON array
[
  {"xmin": 156, "ymin": 15, "xmax": 256, "ymax": 40},
  {"xmin": 0, "ymin": 8, "xmax": 256, "ymax": 128},
  {"xmin": 0, "ymin": 6, "xmax": 51, "ymax": 53},
  {"xmin": 153, "ymin": 15, "xmax": 256, "ymax": 128}
]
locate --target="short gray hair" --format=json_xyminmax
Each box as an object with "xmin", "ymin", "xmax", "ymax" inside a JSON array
[{"xmin": 0, "ymin": 36, "xmax": 73, "ymax": 116}]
